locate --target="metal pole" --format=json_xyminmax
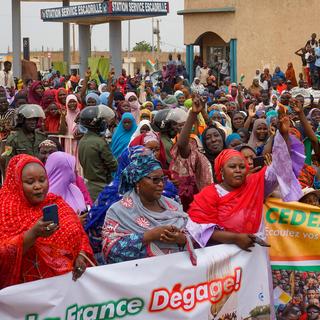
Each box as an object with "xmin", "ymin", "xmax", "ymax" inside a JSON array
[
  {"xmin": 78, "ymin": 25, "xmax": 91, "ymax": 78},
  {"xmin": 156, "ymin": 19, "xmax": 160, "ymax": 68},
  {"xmin": 72, "ymin": 24, "xmax": 76, "ymax": 65},
  {"xmin": 12, "ymin": 0, "xmax": 21, "ymax": 78},
  {"xmin": 151, "ymin": 18, "xmax": 154, "ymax": 59},
  {"xmin": 128, "ymin": 20, "xmax": 131, "ymax": 76},
  {"xmin": 109, "ymin": 21, "xmax": 122, "ymax": 77},
  {"xmin": 62, "ymin": 0, "xmax": 70, "ymax": 74},
  {"xmin": 157, "ymin": 19, "xmax": 160, "ymax": 52}
]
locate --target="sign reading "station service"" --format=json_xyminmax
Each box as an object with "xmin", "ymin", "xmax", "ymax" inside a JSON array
[{"xmin": 41, "ymin": 1, "xmax": 169, "ymax": 20}]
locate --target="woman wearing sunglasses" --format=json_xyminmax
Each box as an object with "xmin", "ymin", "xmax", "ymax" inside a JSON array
[{"xmin": 102, "ymin": 150, "xmax": 195, "ymax": 264}]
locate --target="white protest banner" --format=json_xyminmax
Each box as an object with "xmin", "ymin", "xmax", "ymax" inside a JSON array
[{"xmin": 0, "ymin": 245, "xmax": 271, "ymax": 320}]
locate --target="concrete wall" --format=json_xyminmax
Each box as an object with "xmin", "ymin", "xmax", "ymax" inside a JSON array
[
  {"xmin": 4, "ymin": 51, "xmax": 186, "ymax": 74},
  {"xmin": 183, "ymin": 0, "xmax": 319, "ymax": 85}
]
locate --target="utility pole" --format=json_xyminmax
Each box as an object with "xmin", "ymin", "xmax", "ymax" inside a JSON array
[
  {"xmin": 151, "ymin": 18, "xmax": 154, "ymax": 60},
  {"xmin": 128, "ymin": 20, "xmax": 131, "ymax": 76},
  {"xmin": 72, "ymin": 24, "xmax": 76, "ymax": 64},
  {"xmin": 156, "ymin": 19, "xmax": 160, "ymax": 53},
  {"xmin": 155, "ymin": 19, "xmax": 160, "ymax": 69}
]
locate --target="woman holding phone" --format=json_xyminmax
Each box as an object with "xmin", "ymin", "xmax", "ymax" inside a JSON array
[{"xmin": 0, "ymin": 154, "xmax": 94, "ymax": 289}]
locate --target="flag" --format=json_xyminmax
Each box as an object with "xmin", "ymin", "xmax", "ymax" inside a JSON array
[
  {"xmin": 273, "ymin": 286, "xmax": 292, "ymax": 306},
  {"xmin": 146, "ymin": 59, "xmax": 156, "ymax": 70}
]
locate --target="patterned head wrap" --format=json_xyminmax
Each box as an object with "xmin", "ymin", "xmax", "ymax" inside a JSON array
[
  {"xmin": 39, "ymin": 139, "xmax": 58, "ymax": 149},
  {"xmin": 119, "ymin": 151, "xmax": 162, "ymax": 194}
]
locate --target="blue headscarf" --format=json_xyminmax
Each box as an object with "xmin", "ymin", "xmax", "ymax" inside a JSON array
[
  {"xmin": 119, "ymin": 151, "xmax": 162, "ymax": 194},
  {"xmin": 85, "ymin": 146, "xmax": 178, "ymax": 257},
  {"xmin": 266, "ymin": 110, "xmax": 278, "ymax": 127},
  {"xmin": 111, "ymin": 113, "xmax": 137, "ymax": 158},
  {"xmin": 100, "ymin": 92, "xmax": 110, "ymax": 106},
  {"xmin": 85, "ymin": 92, "xmax": 101, "ymax": 106},
  {"xmin": 225, "ymin": 133, "xmax": 241, "ymax": 147},
  {"xmin": 214, "ymin": 89, "xmax": 223, "ymax": 99},
  {"xmin": 208, "ymin": 110, "xmax": 225, "ymax": 126}
]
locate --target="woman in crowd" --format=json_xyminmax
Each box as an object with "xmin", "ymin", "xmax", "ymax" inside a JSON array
[
  {"xmin": 140, "ymin": 108, "xmax": 152, "ymax": 122},
  {"xmin": 55, "ymin": 88, "xmax": 68, "ymax": 110},
  {"xmin": 235, "ymin": 144, "xmax": 257, "ymax": 171},
  {"xmin": 231, "ymin": 111, "xmax": 245, "ymax": 132},
  {"xmin": 201, "ymin": 123, "xmax": 226, "ymax": 169},
  {"xmin": 170, "ymin": 97, "xmax": 217, "ymax": 210},
  {"xmin": 27, "ymin": 81, "xmax": 44, "ymax": 105},
  {"xmin": 39, "ymin": 140, "xmax": 92, "ymax": 207},
  {"xmin": 225, "ymin": 133, "xmax": 242, "ymax": 149},
  {"xmin": 38, "ymin": 139, "xmax": 60, "ymax": 163},
  {"xmin": 116, "ymin": 100, "xmax": 131, "ymax": 123},
  {"xmin": 45, "ymin": 152, "xmax": 87, "ymax": 215},
  {"xmin": 64, "ymin": 94, "xmax": 81, "ymax": 154},
  {"xmin": 100, "ymin": 92, "xmax": 110, "ymax": 106},
  {"xmin": 141, "ymin": 101, "xmax": 154, "ymax": 112},
  {"xmin": 44, "ymin": 101, "xmax": 66, "ymax": 135},
  {"xmin": 237, "ymin": 127, "xmax": 250, "ymax": 143},
  {"xmin": 102, "ymin": 151, "xmax": 195, "ymax": 264},
  {"xmin": 175, "ymin": 90, "xmax": 187, "ymax": 109},
  {"xmin": 98, "ymin": 83, "xmax": 108, "ymax": 94},
  {"xmin": 41, "ymin": 89, "xmax": 56, "ymax": 110},
  {"xmin": 0, "ymin": 155, "xmax": 94, "ymax": 289},
  {"xmin": 190, "ymin": 77, "xmax": 205, "ymax": 94},
  {"xmin": 248, "ymin": 79, "xmax": 262, "ymax": 97},
  {"xmin": 130, "ymin": 119, "xmax": 153, "ymax": 142},
  {"xmin": 86, "ymin": 133, "xmax": 178, "ymax": 257},
  {"xmin": 85, "ymin": 92, "xmax": 101, "ymax": 107},
  {"xmin": 248, "ymin": 118, "xmax": 270, "ymax": 156},
  {"xmin": 111, "ymin": 112, "xmax": 137, "ymax": 159},
  {"xmin": 208, "ymin": 110, "xmax": 225, "ymax": 125},
  {"xmin": 125, "ymin": 92, "xmax": 140, "ymax": 123},
  {"xmin": 187, "ymin": 107, "xmax": 305, "ymax": 250},
  {"xmin": 285, "ymin": 62, "xmax": 298, "ymax": 87}
]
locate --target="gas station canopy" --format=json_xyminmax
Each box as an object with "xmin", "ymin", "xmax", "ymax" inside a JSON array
[{"xmin": 40, "ymin": 1, "xmax": 169, "ymax": 24}]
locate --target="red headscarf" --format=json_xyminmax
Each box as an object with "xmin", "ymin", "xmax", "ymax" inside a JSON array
[
  {"xmin": 0, "ymin": 155, "xmax": 93, "ymax": 289},
  {"xmin": 55, "ymin": 88, "xmax": 68, "ymax": 110},
  {"xmin": 188, "ymin": 149, "xmax": 267, "ymax": 234},
  {"xmin": 129, "ymin": 132, "xmax": 167, "ymax": 169},
  {"xmin": 214, "ymin": 149, "xmax": 249, "ymax": 183},
  {"xmin": 45, "ymin": 102, "xmax": 61, "ymax": 133},
  {"xmin": 41, "ymin": 89, "xmax": 56, "ymax": 110},
  {"xmin": 117, "ymin": 76, "xmax": 127, "ymax": 94},
  {"xmin": 28, "ymin": 81, "xmax": 44, "ymax": 105}
]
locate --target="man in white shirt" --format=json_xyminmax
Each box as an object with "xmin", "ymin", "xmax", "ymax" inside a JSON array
[
  {"xmin": 306, "ymin": 33, "xmax": 318, "ymax": 49},
  {"xmin": 199, "ymin": 63, "xmax": 210, "ymax": 86},
  {"xmin": 0, "ymin": 61, "xmax": 15, "ymax": 92}
]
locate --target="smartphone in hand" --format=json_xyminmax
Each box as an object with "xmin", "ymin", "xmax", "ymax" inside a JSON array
[
  {"xmin": 43, "ymin": 204, "xmax": 59, "ymax": 225},
  {"xmin": 253, "ymin": 156, "xmax": 265, "ymax": 168}
]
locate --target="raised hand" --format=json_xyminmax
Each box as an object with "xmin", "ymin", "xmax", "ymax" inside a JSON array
[
  {"xmin": 191, "ymin": 94, "xmax": 205, "ymax": 114},
  {"xmin": 85, "ymin": 68, "xmax": 91, "ymax": 79},
  {"xmin": 248, "ymin": 104, "xmax": 256, "ymax": 118},
  {"xmin": 278, "ymin": 113, "xmax": 290, "ymax": 138},
  {"xmin": 290, "ymin": 98, "xmax": 303, "ymax": 114}
]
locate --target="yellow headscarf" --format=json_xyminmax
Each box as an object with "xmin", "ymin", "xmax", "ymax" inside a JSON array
[{"xmin": 140, "ymin": 109, "xmax": 152, "ymax": 121}]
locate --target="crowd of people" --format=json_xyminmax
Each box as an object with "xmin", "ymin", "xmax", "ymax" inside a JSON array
[
  {"xmin": 0, "ymin": 45, "xmax": 320, "ymax": 318},
  {"xmin": 274, "ymin": 270, "xmax": 320, "ymax": 320}
]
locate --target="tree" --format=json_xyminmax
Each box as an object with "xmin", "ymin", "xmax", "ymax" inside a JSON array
[{"xmin": 132, "ymin": 41, "xmax": 154, "ymax": 52}]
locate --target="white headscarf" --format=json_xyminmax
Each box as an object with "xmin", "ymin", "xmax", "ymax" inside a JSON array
[{"xmin": 129, "ymin": 120, "xmax": 155, "ymax": 142}]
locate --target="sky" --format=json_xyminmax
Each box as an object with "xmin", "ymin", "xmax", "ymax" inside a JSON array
[{"xmin": 0, "ymin": 0, "xmax": 184, "ymax": 53}]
